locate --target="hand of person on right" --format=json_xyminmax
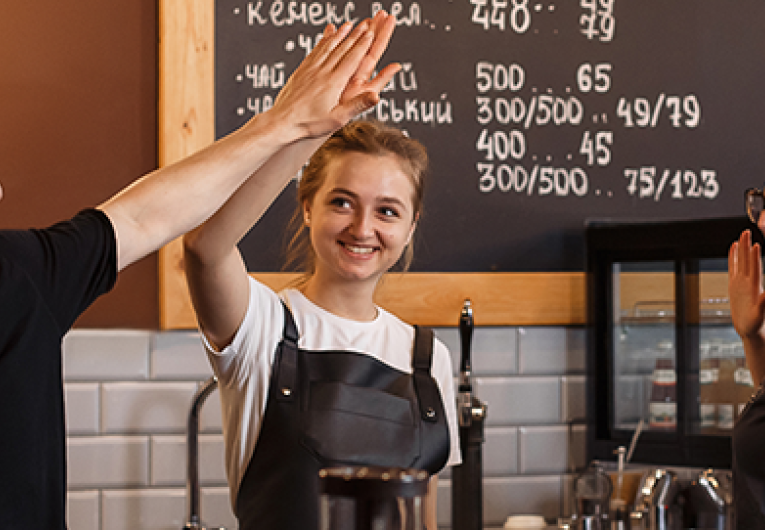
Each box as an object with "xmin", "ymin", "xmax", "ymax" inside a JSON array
[
  {"xmin": 729, "ymin": 229, "xmax": 765, "ymax": 385},
  {"xmin": 729, "ymin": 230, "xmax": 765, "ymax": 340}
]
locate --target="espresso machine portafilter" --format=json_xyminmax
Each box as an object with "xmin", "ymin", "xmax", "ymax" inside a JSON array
[{"xmin": 451, "ymin": 299, "xmax": 488, "ymax": 530}]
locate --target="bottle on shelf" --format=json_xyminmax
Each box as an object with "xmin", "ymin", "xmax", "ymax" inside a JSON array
[
  {"xmin": 698, "ymin": 341, "xmax": 719, "ymax": 433},
  {"xmin": 649, "ymin": 340, "xmax": 677, "ymax": 430},
  {"xmin": 716, "ymin": 343, "xmax": 736, "ymax": 431}
]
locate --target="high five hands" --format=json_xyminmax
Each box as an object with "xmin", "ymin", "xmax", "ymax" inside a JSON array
[{"xmin": 270, "ymin": 11, "xmax": 401, "ymax": 139}]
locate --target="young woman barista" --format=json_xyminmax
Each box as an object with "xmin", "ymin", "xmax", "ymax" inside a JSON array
[
  {"xmin": 182, "ymin": 14, "xmax": 461, "ymax": 530},
  {"xmin": 727, "ymin": 194, "xmax": 765, "ymax": 528}
]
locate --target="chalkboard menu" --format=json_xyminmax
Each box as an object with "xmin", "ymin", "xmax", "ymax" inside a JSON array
[{"xmin": 215, "ymin": 0, "xmax": 765, "ymax": 272}]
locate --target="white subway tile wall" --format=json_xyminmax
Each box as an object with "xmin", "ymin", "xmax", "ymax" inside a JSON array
[
  {"xmin": 65, "ymin": 383, "xmax": 100, "ymax": 435},
  {"xmin": 67, "ymin": 490, "xmax": 99, "ymax": 530},
  {"xmin": 63, "ymin": 330, "xmax": 151, "ymax": 381},
  {"xmin": 151, "ymin": 434, "xmax": 227, "ymax": 486},
  {"xmin": 101, "ymin": 489, "xmax": 186, "ymax": 530},
  {"xmin": 64, "ymin": 326, "xmax": 587, "ymax": 529},
  {"xmin": 68, "ymin": 436, "xmax": 150, "ymax": 488}
]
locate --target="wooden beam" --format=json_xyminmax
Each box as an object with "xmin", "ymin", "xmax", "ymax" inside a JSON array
[
  {"xmin": 158, "ymin": 0, "xmax": 214, "ymax": 329},
  {"xmin": 160, "ymin": 270, "xmax": 588, "ymax": 329}
]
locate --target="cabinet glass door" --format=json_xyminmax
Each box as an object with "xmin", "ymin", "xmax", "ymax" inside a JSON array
[
  {"xmin": 587, "ymin": 216, "xmax": 753, "ymax": 468},
  {"xmin": 693, "ymin": 259, "xmax": 748, "ymax": 437},
  {"xmin": 612, "ymin": 261, "xmax": 676, "ymax": 432}
]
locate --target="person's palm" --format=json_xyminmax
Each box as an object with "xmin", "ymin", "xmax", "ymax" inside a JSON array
[{"xmin": 729, "ymin": 230, "xmax": 765, "ymax": 339}]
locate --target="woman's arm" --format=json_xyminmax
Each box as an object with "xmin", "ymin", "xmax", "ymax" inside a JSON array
[
  {"xmin": 729, "ymin": 229, "xmax": 765, "ymax": 385},
  {"xmin": 98, "ymin": 16, "xmax": 390, "ymax": 274},
  {"xmin": 183, "ymin": 13, "xmax": 399, "ymax": 350}
]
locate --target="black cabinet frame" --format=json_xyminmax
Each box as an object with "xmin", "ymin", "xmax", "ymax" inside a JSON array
[{"xmin": 585, "ymin": 216, "xmax": 761, "ymax": 469}]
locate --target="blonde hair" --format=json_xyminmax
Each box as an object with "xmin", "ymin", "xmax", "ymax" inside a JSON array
[{"xmin": 284, "ymin": 120, "xmax": 428, "ymax": 283}]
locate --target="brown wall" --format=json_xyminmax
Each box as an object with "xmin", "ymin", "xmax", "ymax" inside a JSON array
[{"xmin": 0, "ymin": 1, "xmax": 159, "ymax": 328}]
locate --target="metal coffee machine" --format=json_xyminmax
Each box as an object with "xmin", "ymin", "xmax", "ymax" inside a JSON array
[
  {"xmin": 572, "ymin": 463, "xmax": 613, "ymax": 529},
  {"xmin": 319, "ymin": 466, "xmax": 429, "ymax": 530},
  {"xmin": 630, "ymin": 469, "xmax": 682, "ymax": 530},
  {"xmin": 679, "ymin": 469, "xmax": 733, "ymax": 530},
  {"xmin": 628, "ymin": 468, "xmax": 732, "ymax": 530}
]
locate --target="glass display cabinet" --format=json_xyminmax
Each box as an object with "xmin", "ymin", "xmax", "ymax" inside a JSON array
[{"xmin": 585, "ymin": 216, "xmax": 762, "ymax": 468}]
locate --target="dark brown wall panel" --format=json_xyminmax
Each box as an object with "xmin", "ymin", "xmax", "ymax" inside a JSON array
[{"xmin": 0, "ymin": 1, "xmax": 159, "ymax": 328}]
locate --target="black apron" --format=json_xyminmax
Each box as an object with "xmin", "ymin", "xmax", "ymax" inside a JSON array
[{"xmin": 234, "ymin": 302, "xmax": 450, "ymax": 530}]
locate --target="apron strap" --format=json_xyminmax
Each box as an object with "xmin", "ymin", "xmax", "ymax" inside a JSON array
[
  {"xmin": 275, "ymin": 300, "xmax": 299, "ymax": 402},
  {"xmin": 412, "ymin": 325, "xmax": 440, "ymax": 424},
  {"xmin": 281, "ymin": 300, "xmax": 299, "ymax": 345}
]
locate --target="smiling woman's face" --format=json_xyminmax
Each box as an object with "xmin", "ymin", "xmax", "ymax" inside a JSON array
[{"xmin": 303, "ymin": 151, "xmax": 417, "ymax": 287}]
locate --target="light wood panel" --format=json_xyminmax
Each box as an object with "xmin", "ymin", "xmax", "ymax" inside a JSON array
[
  {"xmin": 616, "ymin": 271, "xmax": 730, "ymax": 323},
  {"xmin": 159, "ymin": 268, "xmax": 588, "ymax": 329},
  {"xmin": 158, "ymin": 0, "xmax": 214, "ymax": 329}
]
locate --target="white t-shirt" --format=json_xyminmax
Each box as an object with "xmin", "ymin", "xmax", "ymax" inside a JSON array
[{"xmin": 204, "ymin": 277, "xmax": 461, "ymax": 502}]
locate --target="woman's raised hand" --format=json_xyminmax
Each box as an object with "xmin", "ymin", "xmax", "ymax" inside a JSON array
[
  {"xmin": 338, "ymin": 11, "xmax": 400, "ymax": 109},
  {"xmin": 269, "ymin": 12, "xmax": 400, "ymax": 140}
]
